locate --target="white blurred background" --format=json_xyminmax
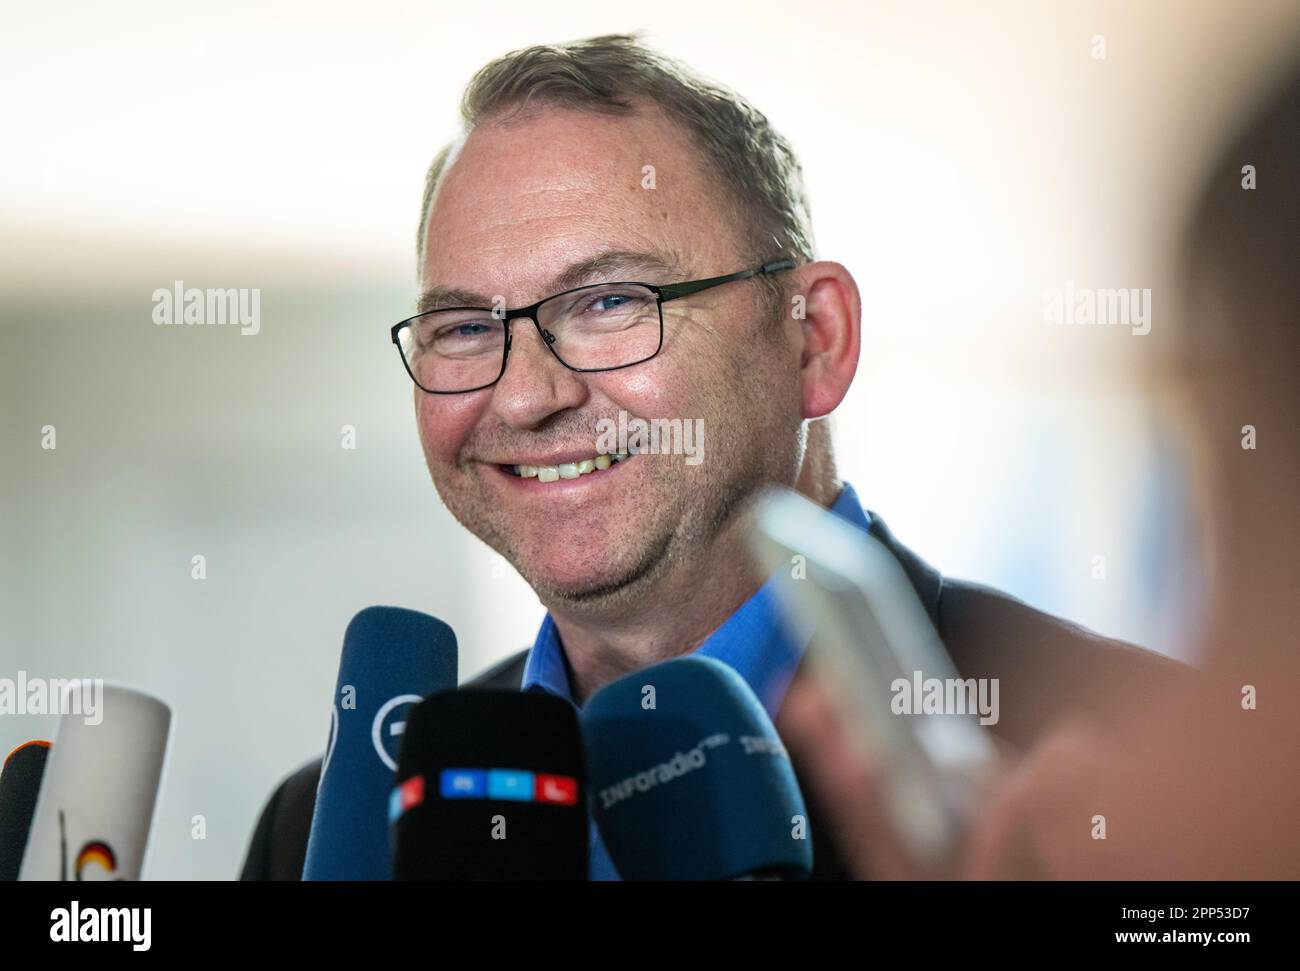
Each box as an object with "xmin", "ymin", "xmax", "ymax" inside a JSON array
[{"xmin": 3, "ymin": 0, "xmax": 1298, "ymax": 878}]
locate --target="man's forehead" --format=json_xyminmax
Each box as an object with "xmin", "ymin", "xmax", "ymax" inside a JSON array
[
  {"xmin": 464, "ymin": 100, "xmax": 693, "ymax": 171},
  {"xmin": 416, "ymin": 247, "xmax": 689, "ymax": 313},
  {"xmin": 420, "ymin": 104, "xmax": 724, "ymax": 300},
  {"xmin": 438, "ymin": 105, "xmax": 693, "ymax": 209}
]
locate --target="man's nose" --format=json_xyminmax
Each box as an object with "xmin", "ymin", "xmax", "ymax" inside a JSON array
[{"xmin": 490, "ymin": 316, "xmax": 588, "ymax": 429}]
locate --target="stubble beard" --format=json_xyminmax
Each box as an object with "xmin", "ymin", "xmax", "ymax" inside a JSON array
[{"xmin": 431, "ymin": 439, "xmax": 783, "ymax": 617}]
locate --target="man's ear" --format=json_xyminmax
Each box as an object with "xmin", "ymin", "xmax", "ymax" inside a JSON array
[{"xmin": 789, "ymin": 261, "xmax": 861, "ymax": 419}]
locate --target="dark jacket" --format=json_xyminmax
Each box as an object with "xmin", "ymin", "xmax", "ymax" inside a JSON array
[{"xmin": 239, "ymin": 512, "xmax": 1185, "ymax": 880}]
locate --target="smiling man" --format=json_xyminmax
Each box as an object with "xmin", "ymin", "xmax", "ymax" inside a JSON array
[
  {"xmin": 242, "ymin": 33, "xmax": 1183, "ymax": 881},
  {"xmin": 404, "ymin": 65, "xmax": 857, "ymax": 704}
]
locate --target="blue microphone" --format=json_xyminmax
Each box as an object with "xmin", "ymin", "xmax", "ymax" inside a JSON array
[
  {"xmin": 582, "ymin": 655, "xmax": 812, "ymax": 880},
  {"xmin": 302, "ymin": 606, "xmax": 457, "ymax": 880}
]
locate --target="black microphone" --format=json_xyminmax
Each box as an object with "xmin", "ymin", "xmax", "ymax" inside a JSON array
[
  {"xmin": 0, "ymin": 741, "xmax": 51, "ymax": 881},
  {"xmin": 390, "ymin": 689, "xmax": 588, "ymax": 880}
]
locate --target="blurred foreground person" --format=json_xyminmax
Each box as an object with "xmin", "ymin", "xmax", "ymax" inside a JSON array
[{"xmin": 779, "ymin": 62, "xmax": 1300, "ymax": 880}]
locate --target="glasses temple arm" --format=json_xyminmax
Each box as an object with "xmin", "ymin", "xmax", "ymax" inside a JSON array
[{"xmin": 658, "ymin": 259, "xmax": 797, "ymax": 302}]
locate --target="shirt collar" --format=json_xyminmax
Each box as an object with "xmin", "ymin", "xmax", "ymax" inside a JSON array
[
  {"xmin": 521, "ymin": 482, "xmax": 870, "ymax": 717},
  {"xmin": 521, "ymin": 613, "xmax": 575, "ymax": 700}
]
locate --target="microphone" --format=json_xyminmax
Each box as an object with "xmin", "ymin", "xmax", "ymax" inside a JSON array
[
  {"xmin": 302, "ymin": 606, "xmax": 457, "ymax": 880},
  {"xmin": 0, "ymin": 741, "xmax": 51, "ymax": 881},
  {"xmin": 390, "ymin": 689, "xmax": 587, "ymax": 880},
  {"xmin": 582, "ymin": 655, "xmax": 813, "ymax": 880},
  {"xmin": 19, "ymin": 683, "xmax": 171, "ymax": 881}
]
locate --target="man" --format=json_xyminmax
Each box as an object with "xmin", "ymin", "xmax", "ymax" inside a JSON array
[{"xmin": 241, "ymin": 33, "xmax": 1183, "ymax": 880}]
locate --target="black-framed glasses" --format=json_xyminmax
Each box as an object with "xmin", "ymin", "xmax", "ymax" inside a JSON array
[{"xmin": 391, "ymin": 258, "xmax": 797, "ymax": 394}]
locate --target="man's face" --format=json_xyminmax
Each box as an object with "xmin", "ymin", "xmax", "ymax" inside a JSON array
[{"xmin": 416, "ymin": 104, "xmax": 804, "ymax": 609}]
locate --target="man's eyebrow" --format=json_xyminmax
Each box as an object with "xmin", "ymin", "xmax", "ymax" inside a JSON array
[
  {"xmin": 415, "ymin": 285, "xmax": 494, "ymax": 315},
  {"xmin": 416, "ymin": 249, "xmax": 687, "ymax": 315},
  {"xmin": 543, "ymin": 249, "xmax": 686, "ymax": 296}
]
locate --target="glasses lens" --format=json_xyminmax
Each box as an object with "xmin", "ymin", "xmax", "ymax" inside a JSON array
[
  {"xmin": 538, "ymin": 283, "xmax": 662, "ymax": 370},
  {"xmin": 398, "ymin": 309, "xmax": 506, "ymax": 392}
]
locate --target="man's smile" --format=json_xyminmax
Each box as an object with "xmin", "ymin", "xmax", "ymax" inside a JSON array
[{"xmin": 489, "ymin": 451, "xmax": 639, "ymax": 492}]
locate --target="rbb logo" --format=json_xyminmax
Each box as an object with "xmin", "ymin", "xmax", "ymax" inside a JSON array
[{"xmin": 371, "ymin": 694, "xmax": 423, "ymax": 771}]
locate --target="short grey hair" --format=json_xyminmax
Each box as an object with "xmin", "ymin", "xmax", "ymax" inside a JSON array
[{"xmin": 415, "ymin": 33, "xmax": 816, "ymax": 315}]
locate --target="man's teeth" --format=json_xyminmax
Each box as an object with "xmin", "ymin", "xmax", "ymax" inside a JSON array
[{"xmin": 514, "ymin": 453, "xmax": 630, "ymax": 481}]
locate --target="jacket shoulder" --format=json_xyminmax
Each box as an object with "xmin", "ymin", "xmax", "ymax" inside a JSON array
[
  {"xmin": 463, "ymin": 648, "xmax": 530, "ymax": 689},
  {"xmin": 239, "ymin": 756, "xmax": 322, "ymax": 880},
  {"xmin": 934, "ymin": 576, "xmax": 1188, "ymax": 749},
  {"xmin": 864, "ymin": 508, "xmax": 1187, "ymax": 748}
]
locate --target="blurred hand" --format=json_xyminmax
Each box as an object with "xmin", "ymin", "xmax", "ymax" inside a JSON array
[
  {"xmin": 778, "ymin": 669, "xmax": 1118, "ymax": 880},
  {"xmin": 777, "ymin": 669, "xmax": 940, "ymax": 879},
  {"xmin": 958, "ymin": 719, "xmax": 1113, "ymax": 879},
  {"xmin": 781, "ymin": 663, "xmax": 1299, "ymax": 879}
]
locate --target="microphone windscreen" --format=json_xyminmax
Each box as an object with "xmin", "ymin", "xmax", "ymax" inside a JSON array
[
  {"xmin": 391, "ymin": 689, "xmax": 587, "ymax": 880},
  {"xmin": 582, "ymin": 655, "xmax": 812, "ymax": 880},
  {"xmin": 0, "ymin": 740, "xmax": 51, "ymax": 881},
  {"xmin": 302, "ymin": 606, "xmax": 457, "ymax": 880},
  {"xmin": 19, "ymin": 684, "xmax": 171, "ymax": 881}
]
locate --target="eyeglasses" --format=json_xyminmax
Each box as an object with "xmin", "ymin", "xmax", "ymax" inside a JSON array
[{"xmin": 391, "ymin": 258, "xmax": 797, "ymax": 394}]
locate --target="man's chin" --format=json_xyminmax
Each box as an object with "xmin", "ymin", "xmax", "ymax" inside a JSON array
[
  {"xmin": 515, "ymin": 534, "xmax": 673, "ymax": 608},
  {"xmin": 523, "ymin": 562, "xmax": 644, "ymax": 605}
]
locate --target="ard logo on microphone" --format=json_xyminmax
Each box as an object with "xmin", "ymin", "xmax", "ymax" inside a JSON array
[{"xmin": 372, "ymin": 694, "xmax": 423, "ymax": 771}]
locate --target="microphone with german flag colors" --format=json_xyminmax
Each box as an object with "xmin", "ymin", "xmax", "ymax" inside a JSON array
[{"xmin": 18, "ymin": 683, "xmax": 171, "ymax": 881}]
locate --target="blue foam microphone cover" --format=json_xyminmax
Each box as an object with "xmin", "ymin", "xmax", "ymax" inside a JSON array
[
  {"xmin": 582, "ymin": 655, "xmax": 812, "ymax": 880},
  {"xmin": 302, "ymin": 606, "xmax": 457, "ymax": 880}
]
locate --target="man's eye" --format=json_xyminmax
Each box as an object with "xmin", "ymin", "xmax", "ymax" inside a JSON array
[
  {"xmin": 442, "ymin": 321, "xmax": 493, "ymax": 337},
  {"xmin": 578, "ymin": 290, "xmax": 648, "ymax": 314},
  {"xmin": 428, "ymin": 316, "xmax": 495, "ymax": 338},
  {"xmin": 410, "ymin": 315, "xmax": 500, "ymax": 352}
]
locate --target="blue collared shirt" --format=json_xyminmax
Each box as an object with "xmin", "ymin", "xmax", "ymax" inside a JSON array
[{"xmin": 520, "ymin": 482, "xmax": 871, "ymax": 880}]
